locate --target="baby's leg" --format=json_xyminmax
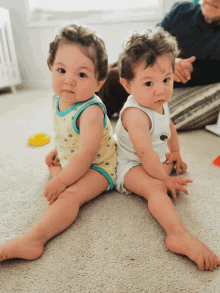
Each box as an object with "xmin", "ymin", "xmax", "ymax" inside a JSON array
[
  {"xmin": 124, "ymin": 165, "xmax": 220, "ymax": 271},
  {"xmin": 0, "ymin": 169, "xmax": 108, "ymax": 262}
]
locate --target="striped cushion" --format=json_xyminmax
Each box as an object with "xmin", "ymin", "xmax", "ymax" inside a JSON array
[{"xmin": 168, "ymin": 83, "xmax": 220, "ymax": 130}]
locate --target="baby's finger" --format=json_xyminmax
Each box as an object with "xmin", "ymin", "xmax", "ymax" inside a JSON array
[
  {"xmin": 165, "ymin": 152, "xmax": 170, "ymax": 160},
  {"xmin": 54, "ymin": 158, "xmax": 61, "ymax": 165},
  {"xmin": 166, "ymin": 158, "xmax": 173, "ymax": 164},
  {"xmin": 177, "ymin": 184, "xmax": 189, "ymax": 195},
  {"xmin": 175, "ymin": 162, "xmax": 181, "ymax": 175},
  {"xmin": 181, "ymin": 182, "xmax": 188, "ymax": 186},
  {"xmin": 49, "ymin": 195, "xmax": 58, "ymax": 205},
  {"xmin": 45, "ymin": 191, "xmax": 52, "ymax": 202},
  {"xmin": 49, "ymin": 198, "xmax": 54, "ymax": 205},
  {"xmin": 181, "ymin": 162, "xmax": 187, "ymax": 174},
  {"xmin": 170, "ymin": 188, "xmax": 177, "ymax": 202},
  {"xmin": 176, "ymin": 177, "xmax": 193, "ymax": 185},
  {"xmin": 173, "ymin": 194, "xmax": 177, "ymax": 202},
  {"xmin": 175, "ymin": 176, "xmax": 185, "ymax": 182},
  {"xmin": 47, "ymin": 154, "xmax": 53, "ymax": 162}
]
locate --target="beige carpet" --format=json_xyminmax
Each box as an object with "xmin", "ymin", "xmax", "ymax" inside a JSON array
[{"xmin": 0, "ymin": 88, "xmax": 220, "ymax": 293}]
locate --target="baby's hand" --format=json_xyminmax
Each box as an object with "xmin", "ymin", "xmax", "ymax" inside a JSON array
[
  {"xmin": 45, "ymin": 149, "xmax": 61, "ymax": 167},
  {"xmin": 165, "ymin": 151, "xmax": 187, "ymax": 174},
  {"xmin": 44, "ymin": 176, "xmax": 67, "ymax": 205},
  {"xmin": 164, "ymin": 176, "xmax": 193, "ymax": 202}
]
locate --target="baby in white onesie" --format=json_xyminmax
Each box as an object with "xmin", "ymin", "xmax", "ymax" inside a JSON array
[{"xmin": 113, "ymin": 27, "xmax": 220, "ymax": 271}]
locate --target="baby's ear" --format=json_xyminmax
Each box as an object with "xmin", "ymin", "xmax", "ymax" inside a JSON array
[
  {"xmin": 120, "ymin": 78, "xmax": 131, "ymax": 94},
  {"xmin": 96, "ymin": 79, "xmax": 105, "ymax": 92}
]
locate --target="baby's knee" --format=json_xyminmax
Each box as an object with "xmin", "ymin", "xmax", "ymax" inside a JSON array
[
  {"xmin": 146, "ymin": 180, "xmax": 167, "ymax": 198},
  {"xmin": 58, "ymin": 190, "xmax": 80, "ymax": 206}
]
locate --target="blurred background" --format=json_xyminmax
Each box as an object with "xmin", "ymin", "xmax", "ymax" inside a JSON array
[{"xmin": 0, "ymin": 0, "xmax": 195, "ymax": 91}]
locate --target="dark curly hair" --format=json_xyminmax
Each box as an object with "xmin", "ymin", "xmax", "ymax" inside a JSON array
[
  {"xmin": 118, "ymin": 27, "xmax": 180, "ymax": 81},
  {"xmin": 47, "ymin": 23, "xmax": 108, "ymax": 81}
]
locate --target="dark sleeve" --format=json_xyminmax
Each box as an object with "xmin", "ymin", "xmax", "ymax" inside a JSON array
[
  {"xmin": 174, "ymin": 59, "xmax": 220, "ymax": 88},
  {"xmin": 156, "ymin": 2, "xmax": 182, "ymax": 32},
  {"xmin": 156, "ymin": 2, "xmax": 220, "ymax": 87}
]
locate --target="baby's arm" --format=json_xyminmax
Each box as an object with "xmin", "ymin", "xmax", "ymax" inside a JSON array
[
  {"xmin": 57, "ymin": 104, "xmax": 104, "ymax": 186},
  {"xmin": 123, "ymin": 108, "xmax": 170, "ymax": 181},
  {"xmin": 44, "ymin": 104, "xmax": 104, "ymax": 204},
  {"xmin": 123, "ymin": 108, "xmax": 192, "ymax": 201},
  {"xmin": 166, "ymin": 120, "xmax": 187, "ymax": 174}
]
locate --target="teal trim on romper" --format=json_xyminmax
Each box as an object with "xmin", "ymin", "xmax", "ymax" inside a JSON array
[
  {"xmin": 90, "ymin": 165, "xmax": 114, "ymax": 191},
  {"xmin": 73, "ymin": 99, "xmax": 107, "ymax": 134},
  {"xmin": 55, "ymin": 96, "xmax": 86, "ymax": 117}
]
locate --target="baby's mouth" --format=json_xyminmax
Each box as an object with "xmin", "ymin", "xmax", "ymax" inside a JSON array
[{"xmin": 64, "ymin": 90, "xmax": 74, "ymax": 94}]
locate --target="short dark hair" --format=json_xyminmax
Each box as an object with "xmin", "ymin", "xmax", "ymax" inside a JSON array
[
  {"xmin": 118, "ymin": 27, "xmax": 180, "ymax": 81},
  {"xmin": 47, "ymin": 23, "xmax": 108, "ymax": 81}
]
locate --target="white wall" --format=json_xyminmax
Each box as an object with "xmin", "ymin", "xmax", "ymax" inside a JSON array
[
  {"xmin": 0, "ymin": 0, "xmax": 192, "ymax": 89},
  {"xmin": 164, "ymin": 0, "xmax": 193, "ymax": 13},
  {"xmin": 0, "ymin": 0, "xmax": 45, "ymax": 88},
  {"xmin": 165, "ymin": 0, "xmax": 178, "ymax": 13},
  {"xmin": 30, "ymin": 21, "xmax": 159, "ymax": 89}
]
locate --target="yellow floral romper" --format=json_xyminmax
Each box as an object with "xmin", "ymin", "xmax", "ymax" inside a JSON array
[{"xmin": 52, "ymin": 94, "xmax": 117, "ymax": 191}]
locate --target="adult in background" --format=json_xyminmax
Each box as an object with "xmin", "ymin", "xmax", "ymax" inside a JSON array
[{"xmin": 99, "ymin": 0, "xmax": 220, "ymax": 130}]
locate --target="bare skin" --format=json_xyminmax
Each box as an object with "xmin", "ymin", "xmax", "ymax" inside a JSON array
[
  {"xmin": 0, "ymin": 166, "xmax": 108, "ymax": 262},
  {"xmin": 1, "ymin": 163, "xmax": 219, "ymax": 270},
  {"xmin": 123, "ymin": 162, "xmax": 220, "ymax": 271}
]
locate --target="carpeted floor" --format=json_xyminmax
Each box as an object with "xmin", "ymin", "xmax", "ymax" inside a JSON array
[{"xmin": 0, "ymin": 88, "xmax": 220, "ymax": 293}]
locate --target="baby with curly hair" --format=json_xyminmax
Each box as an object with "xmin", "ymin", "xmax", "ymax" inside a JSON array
[
  {"xmin": 114, "ymin": 27, "xmax": 220, "ymax": 271},
  {"xmin": 0, "ymin": 23, "xmax": 117, "ymax": 262}
]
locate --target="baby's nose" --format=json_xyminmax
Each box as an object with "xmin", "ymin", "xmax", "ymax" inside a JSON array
[
  {"xmin": 155, "ymin": 84, "xmax": 165, "ymax": 95},
  {"xmin": 65, "ymin": 75, "xmax": 77, "ymax": 86}
]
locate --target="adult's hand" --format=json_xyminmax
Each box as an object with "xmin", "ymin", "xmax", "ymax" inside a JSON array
[{"xmin": 174, "ymin": 56, "xmax": 196, "ymax": 84}]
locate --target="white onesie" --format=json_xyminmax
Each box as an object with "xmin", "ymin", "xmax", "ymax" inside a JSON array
[{"xmin": 114, "ymin": 95, "xmax": 171, "ymax": 194}]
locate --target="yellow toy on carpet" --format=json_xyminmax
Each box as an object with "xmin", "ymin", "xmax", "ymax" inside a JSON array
[{"xmin": 29, "ymin": 134, "xmax": 50, "ymax": 146}]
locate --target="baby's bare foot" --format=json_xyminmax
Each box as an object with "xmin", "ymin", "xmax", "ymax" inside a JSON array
[
  {"xmin": 166, "ymin": 230, "xmax": 220, "ymax": 270},
  {"xmin": 0, "ymin": 231, "xmax": 44, "ymax": 262}
]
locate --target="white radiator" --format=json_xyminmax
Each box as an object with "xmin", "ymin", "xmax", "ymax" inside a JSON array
[{"xmin": 0, "ymin": 8, "xmax": 21, "ymax": 92}]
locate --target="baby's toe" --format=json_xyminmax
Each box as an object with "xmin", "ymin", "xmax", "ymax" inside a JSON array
[
  {"xmin": 204, "ymin": 255, "xmax": 211, "ymax": 271},
  {"xmin": 197, "ymin": 254, "xmax": 205, "ymax": 270},
  {"xmin": 211, "ymin": 254, "xmax": 218, "ymax": 269},
  {"xmin": 208, "ymin": 255, "xmax": 214, "ymax": 271}
]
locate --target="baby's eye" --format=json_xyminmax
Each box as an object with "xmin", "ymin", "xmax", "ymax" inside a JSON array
[
  {"xmin": 163, "ymin": 78, "xmax": 170, "ymax": 83},
  {"xmin": 78, "ymin": 72, "xmax": 86, "ymax": 78},
  {"xmin": 58, "ymin": 68, "xmax": 65, "ymax": 74},
  {"xmin": 145, "ymin": 81, "xmax": 153, "ymax": 87}
]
